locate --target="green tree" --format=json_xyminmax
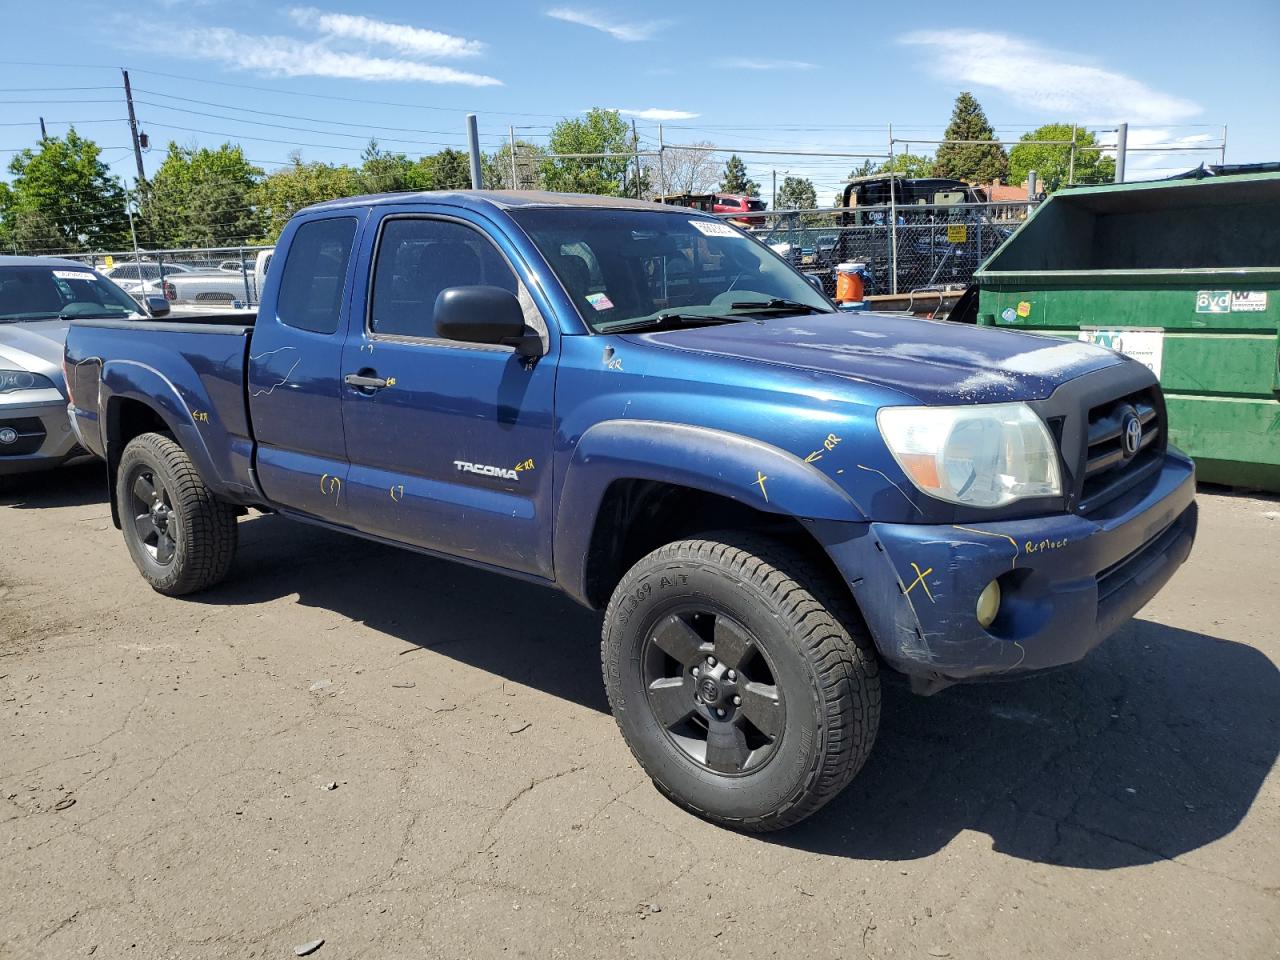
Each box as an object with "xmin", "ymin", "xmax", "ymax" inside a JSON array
[
  {"xmin": 141, "ymin": 142, "xmax": 264, "ymax": 247},
  {"xmin": 932, "ymin": 92, "xmax": 1008, "ymax": 183},
  {"xmin": 719, "ymin": 154, "xmax": 760, "ymax": 197},
  {"xmin": 414, "ymin": 147, "xmax": 472, "ymax": 190},
  {"xmin": 541, "ymin": 108, "xmax": 634, "ymax": 196},
  {"xmin": 0, "ymin": 128, "xmax": 129, "ymax": 253},
  {"xmin": 356, "ymin": 139, "xmax": 418, "ymax": 194},
  {"xmin": 253, "ymin": 153, "xmax": 359, "ymax": 242},
  {"xmin": 880, "ymin": 153, "xmax": 933, "ymax": 178},
  {"xmin": 1008, "ymin": 123, "xmax": 1116, "ymax": 191},
  {"xmin": 775, "ymin": 175, "xmax": 816, "ymax": 210}
]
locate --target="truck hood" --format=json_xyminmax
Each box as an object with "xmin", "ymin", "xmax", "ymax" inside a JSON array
[
  {"xmin": 0, "ymin": 319, "xmax": 70, "ymax": 382},
  {"xmin": 625, "ymin": 311, "xmax": 1124, "ymax": 404}
]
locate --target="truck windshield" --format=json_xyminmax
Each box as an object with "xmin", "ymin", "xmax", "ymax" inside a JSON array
[
  {"xmin": 0, "ymin": 266, "xmax": 144, "ymax": 323},
  {"xmin": 509, "ymin": 208, "xmax": 832, "ymax": 333}
]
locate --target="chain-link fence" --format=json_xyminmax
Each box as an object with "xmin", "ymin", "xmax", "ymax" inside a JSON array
[
  {"xmin": 60, "ymin": 245, "xmax": 274, "ymax": 307},
  {"xmin": 722, "ymin": 200, "xmax": 1039, "ymax": 298}
]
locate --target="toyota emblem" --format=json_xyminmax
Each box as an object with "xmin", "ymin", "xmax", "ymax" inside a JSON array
[{"xmin": 1122, "ymin": 413, "xmax": 1143, "ymax": 457}]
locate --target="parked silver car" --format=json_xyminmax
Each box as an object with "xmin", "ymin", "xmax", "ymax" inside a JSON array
[{"xmin": 0, "ymin": 256, "xmax": 161, "ymax": 479}]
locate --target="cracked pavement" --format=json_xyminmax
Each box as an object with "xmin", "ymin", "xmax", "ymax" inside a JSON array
[{"xmin": 2, "ymin": 467, "xmax": 1277, "ymax": 959}]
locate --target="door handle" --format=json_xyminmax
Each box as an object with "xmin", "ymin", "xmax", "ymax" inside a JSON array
[{"xmin": 344, "ymin": 372, "xmax": 388, "ymax": 390}]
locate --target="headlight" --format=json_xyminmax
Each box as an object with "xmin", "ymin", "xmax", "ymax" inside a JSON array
[
  {"xmin": 0, "ymin": 369, "xmax": 56, "ymax": 394},
  {"xmin": 877, "ymin": 402, "xmax": 1061, "ymax": 507}
]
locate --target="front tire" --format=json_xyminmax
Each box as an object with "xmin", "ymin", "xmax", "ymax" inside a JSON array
[
  {"xmin": 116, "ymin": 432, "xmax": 237, "ymax": 595},
  {"xmin": 602, "ymin": 534, "xmax": 880, "ymax": 832}
]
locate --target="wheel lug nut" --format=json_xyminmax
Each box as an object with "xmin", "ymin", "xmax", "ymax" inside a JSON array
[
  {"xmin": 706, "ymin": 656, "xmax": 717, "ymax": 667},
  {"xmin": 692, "ymin": 666, "xmax": 700, "ymax": 675},
  {"xmin": 733, "ymin": 695, "xmax": 741, "ymax": 706},
  {"xmin": 716, "ymin": 708, "xmax": 726, "ymax": 717},
  {"xmin": 727, "ymin": 670, "xmax": 737, "ymax": 681}
]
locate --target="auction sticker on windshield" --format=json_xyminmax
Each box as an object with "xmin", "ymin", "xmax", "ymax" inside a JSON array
[
  {"xmin": 53, "ymin": 270, "xmax": 96, "ymax": 281},
  {"xmin": 1078, "ymin": 327, "xmax": 1164, "ymax": 378},
  {"xmin": 689, "ymin": 219, "xmax": 739, "ymax": 238}
]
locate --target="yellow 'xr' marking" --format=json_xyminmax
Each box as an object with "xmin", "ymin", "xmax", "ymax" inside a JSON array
[
  {"xmin": 754, "ymin": 471, "xmax": 769, "ymax": 502},
  {"xmin": 905, "ymin": 562, "xmax": 935, "ymax": 603}
]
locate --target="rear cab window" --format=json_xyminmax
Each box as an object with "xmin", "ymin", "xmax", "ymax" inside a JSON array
[{"xmin": 277, "ymin": 217, "xmax": 358, "ymax": 334}]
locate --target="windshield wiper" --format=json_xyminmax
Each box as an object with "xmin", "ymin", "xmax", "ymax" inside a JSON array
[
  {"xmin": 728, "ymin": 298, "xmax": 832, "ymax": 315},
  {"xmin": 603, "ymin": 312, "xmax": 746, "ymax": 334}
]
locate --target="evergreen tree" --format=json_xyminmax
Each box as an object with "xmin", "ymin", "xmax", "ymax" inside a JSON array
[
  {"xmin": 932, "ymin": 92, "xmax": 1008, "ymax": 183},
  {"xmin": 775, "ymin": 176, "xmax": 816, "ymax": 210},
  {"xmin": 719, "ymin": 154, "xmax": 760, "ymax": 197},
  {"xmin": 141, "ymin": 142, "xmax": 264, "ymax": 247},
  {"xmin": 356, "ymin": 139, "xmax": 418, "ymax": 194}
]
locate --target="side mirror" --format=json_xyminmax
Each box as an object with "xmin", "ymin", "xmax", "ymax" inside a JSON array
[
  {"xmin": 435, "ymin": 285, "xmax": 542, "ymax": 357},
  {"xmin": 145, "ymin": 296, "xmax": 170, "ymax": 318}
]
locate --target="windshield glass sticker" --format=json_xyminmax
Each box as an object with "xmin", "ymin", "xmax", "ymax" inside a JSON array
[
  {"xmin": 52, "ymin": 270, "xmax": 95, "ymax": 281},
  {"xmin": 585, "ymin": 292, "xmax": 615, "ymax": 311},
  {"xmin": 689, "ymin": 219, "xmax": 738, "ymax": 238}
]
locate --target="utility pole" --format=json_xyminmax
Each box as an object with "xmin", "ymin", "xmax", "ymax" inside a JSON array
[
  {"xmin": 508, "ymin": 125, "xmax": 518, "ymax": 190},
  {"xmin": 122, "ymin": 68, "xmax": 146, "ymax": 185},
  {"xmin": 631, "ymin": 118, "xmax": 641, "ymax": 199},
  {"xmin": 39, "ymin": 117, "xmax": 47, "ymax": 141}
]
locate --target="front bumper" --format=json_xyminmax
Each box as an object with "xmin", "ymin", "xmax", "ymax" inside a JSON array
[
  {"xmin": 0, "ymin": 391, "xmax": 85, "ymax": 476},
  {"xmin": 817, "ymin": 450, "xmax": 1197, "ymax": 686}
]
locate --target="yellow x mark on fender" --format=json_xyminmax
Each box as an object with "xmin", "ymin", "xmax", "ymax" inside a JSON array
[{"xmin": 904, "ymin": 562, "xmax": 935, "ymax": 603}]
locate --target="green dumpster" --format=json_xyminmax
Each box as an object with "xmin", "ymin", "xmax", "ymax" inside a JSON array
[{"xmin": 975, "ymin": 172, "xmax": 1280, "ymax": 490}]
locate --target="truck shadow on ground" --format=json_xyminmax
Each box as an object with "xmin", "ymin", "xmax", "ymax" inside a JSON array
[
  {"xmin": 119, "ymin": 508, "xmax": 1280, "ymax": 870},
  {"xmin": 0, "ymin": 463, "xmax": 104, "ymax": 509}
]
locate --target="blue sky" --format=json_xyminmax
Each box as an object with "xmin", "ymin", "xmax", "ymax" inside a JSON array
[{"xmin": 2, "ymin": 0, "xmax": 1276, "ymax": 203}]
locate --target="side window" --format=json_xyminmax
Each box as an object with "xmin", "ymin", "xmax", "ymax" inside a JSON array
[
  {"xmin": 369, "ymin": 218, "xmax": 518, "ymax": 339},
  {"xmin": 277, "ymin": 217, "xmax": 358, "ymax": 334}
]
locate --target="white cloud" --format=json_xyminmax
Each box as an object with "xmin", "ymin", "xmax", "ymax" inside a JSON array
[
  {"xmin": 614, "ymin": 107, "xmax": 699, "ymax": 121},
  {"xmin": 898, "ymin": 31, "xmax": 1200, "ymax": 124},
  {"xmin": 288, "ymin": 8, "xmax": 484, "ymax": 58},
  {"xmin": 545, "ymin": 7, "xmax": 668, "ymax": 41},
  {"xmin": 717, "ymin": 57, "xmax": 816, "ymax": 71},
  {"xmin": 169, "ymin": 27, "xmax": 502, "ymax": 86}
]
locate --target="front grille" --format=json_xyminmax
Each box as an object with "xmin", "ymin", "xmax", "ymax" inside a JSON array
[
  {"xmin": 0, "ymin": 417, "xmax": 47, "ymax": 456},
  {"xmin": 195, "ymin": 291, "xmax": 236, "ymax": 303},
  {"xmin": 1076, "ymin": 388, "xmax": 1165, "ymax": 513}
]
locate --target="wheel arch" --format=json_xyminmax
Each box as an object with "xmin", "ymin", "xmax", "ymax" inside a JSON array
[{"xmin": 554, "ymin": 420, "xmax": 867, "ymax": 608}]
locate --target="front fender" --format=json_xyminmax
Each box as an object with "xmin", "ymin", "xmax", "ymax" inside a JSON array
[{"xmin": 553, "ymin": 419, "xmax": 867, "ymax": 605}]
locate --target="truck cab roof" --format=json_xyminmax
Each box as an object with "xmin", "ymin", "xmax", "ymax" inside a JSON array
[{"xmin": 301, "ymin": 189, "xmax": 692, "ymax": 216}]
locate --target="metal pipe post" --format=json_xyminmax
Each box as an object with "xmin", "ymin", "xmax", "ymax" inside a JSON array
[
  {"xmin": 122, "ymin": 69, "xmax": 146, "ymax": 185},
  {"xmin": 508, "ymin": 125, "xmax": 518, "ymax": 189},
  {"xmin": 1114, "ymin": 123, "xmax": 1128, "ymax": 183},
  {"xmin": 657, "ymin": 124, "xmax": 666, "ymax": 196},
  {"xmin": 1067, "ymin": 123, "xmax": 1076, "ymax": 186},
  {"xmin": 888, "ymin": 124, "xmax": 898, "ymax": 295},
  {"xmin": 466, "ymin": 114, "xmax": 483, "ymax": 189}
]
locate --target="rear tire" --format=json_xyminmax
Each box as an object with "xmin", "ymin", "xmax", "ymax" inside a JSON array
[
  {"xmin": 116, "ymin": 432, "xmax": 237, "ymax": 595},
  {"xmin": 602, "ymin": 534, "xmax": 879, "ymax": 832}
]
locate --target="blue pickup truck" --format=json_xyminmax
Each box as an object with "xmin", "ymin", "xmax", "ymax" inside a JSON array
[{"xmin": 64, "ymin": 191, "xmax": 1197, "ymax": 831}]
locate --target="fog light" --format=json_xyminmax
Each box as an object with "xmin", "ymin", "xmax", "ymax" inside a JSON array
[
  {"xmin": 0, "ymin": 427, "xmax": 17, "ymax": 445},
  {"xmin": 976, "ymin": 579, "xmax": 1001, "ymax": 629}
]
